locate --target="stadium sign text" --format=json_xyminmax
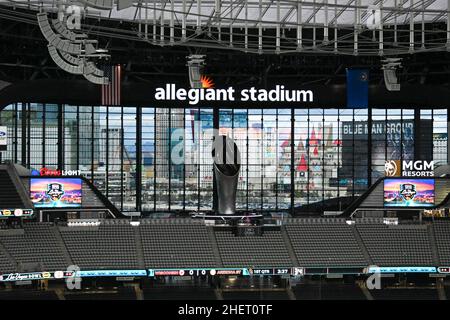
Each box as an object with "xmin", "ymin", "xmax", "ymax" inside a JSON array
[
  {"xmin": 385, "ymin": 160, "xmax": 434, "ymax": 177},
  {"xmin": 39, "ymin": 168, "xmax": 81, "ymax": 177},
  {"xmin": 155, "ymin": 84, "xmax": 314, "ymax": 105}
]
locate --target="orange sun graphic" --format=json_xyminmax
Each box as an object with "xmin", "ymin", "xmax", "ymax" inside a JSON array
[{"xmin": 201, "ymin": 75, "xmax": 214, "ymax": 88}]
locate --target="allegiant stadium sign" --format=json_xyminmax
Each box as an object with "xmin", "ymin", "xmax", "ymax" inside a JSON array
[{"xmin": 155, "ymin": 84, "xmax": 314, "ymax": 105}]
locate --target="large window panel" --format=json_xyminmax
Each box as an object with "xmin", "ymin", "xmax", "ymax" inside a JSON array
[
  {"xmin": 155, "ymin": 108, "xmax": 170, "ymax": 210},
  {"xmin": 294, "ymin": 109, "xmax": 309, "ymax": 207},
  {"xmin": 433, "ymin": 109, "xmax": 448, "ymax": 168},
  {"xmin": 353, "ymin": 109, "xmax": 368, "ymax": 195},
  {"xmin": 63, "ymin": 105, "xmax": 78, "ymax": 170},
  {"xmin": 277, "ymin": 109, "xmax": 291, "ymax": 209},
  {"xmin": 107, "ymin": 107, "xmax": 123, "ymax": 209},
  {"xmin": 142, "ymin": 108, "xmax": 155, "ymax": 211},
  {"xmin": 198, "ymin": 109, "xmax": 213, "ymax": 210},
  {"xmin": 248, "ymin": 109, "xmax": 263, "ymax": 210},
  {"xmin": 28, "ymin": 103, "xmax": 44, "ymax": 170},
  {"xmin": 123, "ymin": 107, "xmax": 137, "ymax": 211}
]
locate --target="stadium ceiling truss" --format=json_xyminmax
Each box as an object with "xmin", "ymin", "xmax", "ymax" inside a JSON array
[{"xmin": 0, "ymin": 0, "xmax": 449, "ymax": 57}]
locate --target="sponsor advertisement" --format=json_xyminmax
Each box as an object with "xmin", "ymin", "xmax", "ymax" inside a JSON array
[
  {"xmin": 0, "ymin": 208, "xmax": 33, "ymax": 218},
  {"xmin": 385, "ymin": 160, "xmax": 434, "ymax": 177},
  {"xmin": 0, "ymin": 126, "xmax": 6, "ymax": 151}
]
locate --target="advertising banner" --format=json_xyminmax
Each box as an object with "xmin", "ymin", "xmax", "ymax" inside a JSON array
[{"xmin": 0, "ymin": 126, "xmax": 6, "ymax": 151}]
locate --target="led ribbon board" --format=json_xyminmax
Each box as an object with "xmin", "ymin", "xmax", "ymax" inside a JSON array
[
  {"xmin": 0, "ymin": 271, "xmax": 75, "ymax": 282},
  {"xmin": 366, "ymin": 266, "xmax": 437, "ymax": 274},
  {"xmin": 0, "ymin": 209, "xmax": 33, "ymax": 218},
  {"xmin": 0, "ymin": 270, "xmax": 147, "ymax": 282},
  {"xmin": 76, "ymin": 270, "xmax": 148, "ymax": 277},
  {"xmin": 148, "ymin": 268, "xmax": 250, "ymax": 277}
]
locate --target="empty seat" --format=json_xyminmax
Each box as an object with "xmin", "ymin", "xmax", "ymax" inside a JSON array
[
  {"xmin": 285, "ymin": 221, "xmax": 368, "ymax": 267},
  {"xmin": 215, "ymin": 229, "xmax": 292, "ymax": 267}
]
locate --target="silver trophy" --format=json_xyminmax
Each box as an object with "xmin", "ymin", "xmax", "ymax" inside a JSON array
[{"xmin": 213, "ymin": 136, "xmax": 241, "ymax": 215}]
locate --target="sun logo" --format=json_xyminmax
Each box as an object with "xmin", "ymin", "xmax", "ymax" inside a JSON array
[{"xmin": 201, "ymin": 75, "xmax": 214, "ymax": 88}]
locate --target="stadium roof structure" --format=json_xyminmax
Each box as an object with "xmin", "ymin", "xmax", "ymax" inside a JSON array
[{"xmin": 0, "ymin": 0, "xmax": 449, "ymax": 55}]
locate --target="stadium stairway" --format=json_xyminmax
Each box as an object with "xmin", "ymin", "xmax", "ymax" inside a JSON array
[
  {"xmin": 207, "ymin": 227, "xmax": 224, "ymax": 268},
  {"xmin": 0, "ymin": 239, "xmax": 16, "ymax": 273},
  {"xmin": 350, "ymin": 224, "xmax": 374, "ymax": 265},
  {"xmin": 133, "ymin": 226, "xmax": 146, "ymax": 269},
  {"xmin": 427, "ymin": 224, "xmax": 441, "ymax": 266},
  {"xmin": 280, "ymin": 225, "xmax": 301, "ymax": 267},
  {"xmin": 52, "ymin": 225, "xmax": 74, "ymax": 267},
  {"xmin": 432, "ymin": 221, "xmax": 450, "ymax": 265}
]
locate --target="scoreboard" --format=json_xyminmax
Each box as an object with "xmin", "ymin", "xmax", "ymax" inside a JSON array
[{"xmin": 148, "ymin": 267, "xmax": 305, "ymax": 277}]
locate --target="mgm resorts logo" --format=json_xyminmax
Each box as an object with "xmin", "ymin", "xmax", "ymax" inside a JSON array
[{"xmin": 385, "ymin": 160, "xmax": 434, "ymax": 177}]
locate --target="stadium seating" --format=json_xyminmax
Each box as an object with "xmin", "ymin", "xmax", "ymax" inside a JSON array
[
  {"xmin": 60, "ymin": 223, "xmax": 140, "ymax": 269},
  {"xmin": 0, "ymin": 244, "xmax": 15, "ymax": 273},
  {"xmin": 140, "ymin": 219, "xmax": 217, "ymax": 268},
  {"xmin": 356, "ymin": 224, "xmax": 434, "ymax": 266},
  {"xmin": 285, "ymin": 219, "xmax": 368, "ymax": 267},
  {"xmin": 0, "ymin": 170, "xmax": 25, "ymax": 208},
  {"xmin": 432, "ymin": 221, "xmax": 450, "ymax": 265},
  {"xmin": 0, "ymin": 223, "xmax": 68, "ymax": 271},
  {"xmin": 214, "ymin": 229, "xmax": 293, "ymax": 267},
  {"xmin": 0, "ymin": 219, "xmax": 442, "ymax": 274}
]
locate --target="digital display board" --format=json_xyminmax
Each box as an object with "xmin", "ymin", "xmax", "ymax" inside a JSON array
[
  {"xmin": 30, "ymin": 178, "xmax": 82, "ymax": 208},
  {"xmin": 0, "ymin": 209, "xmax": 33, "ymax": 218},
  {"xmin": 384, "ymin": 178, "xmax": 435, "ymax": 207}
]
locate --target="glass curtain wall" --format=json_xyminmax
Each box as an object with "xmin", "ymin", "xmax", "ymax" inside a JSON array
[{"xmin": 0, "ymin": 104, "xmax": 448, "ymax": 212}]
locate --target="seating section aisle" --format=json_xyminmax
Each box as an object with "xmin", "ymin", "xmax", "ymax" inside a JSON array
[{"xmin": 432, "ymin": 221, "xmax": 450, "ymax": 265}]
